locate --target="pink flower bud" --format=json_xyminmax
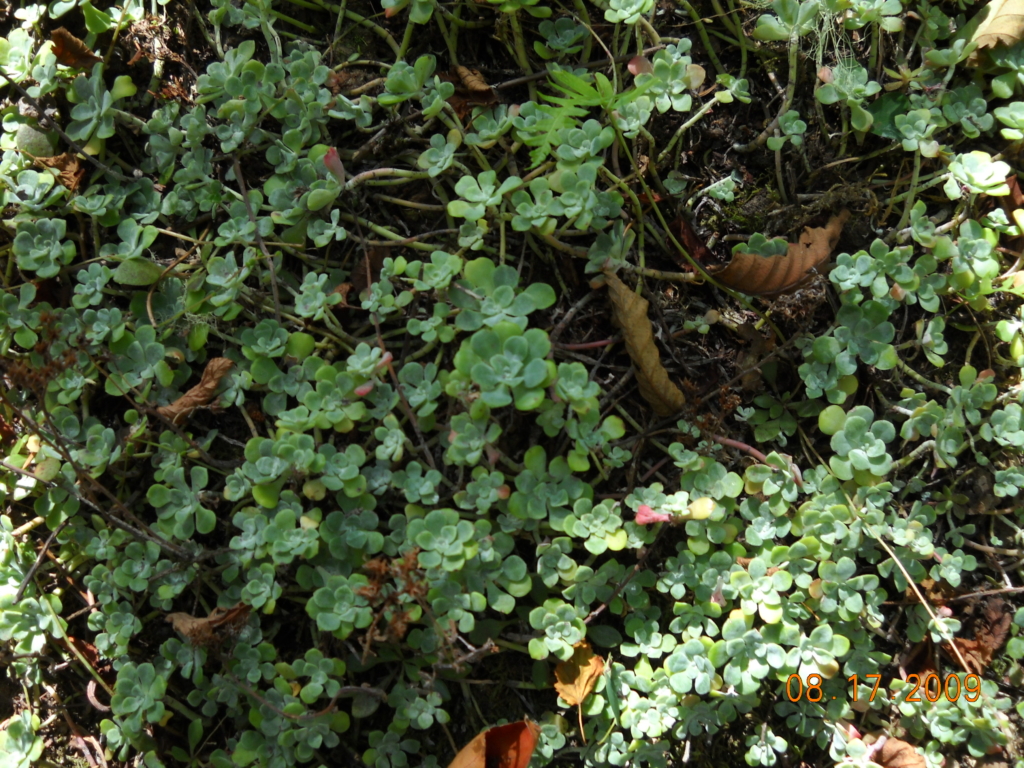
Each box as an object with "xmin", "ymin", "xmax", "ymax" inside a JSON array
[
  {"xmin": 324, "ymin": 147, "xmax": 346, "ymax": 185},
  {"xmin": 635, "ymin": 505, "xmax": 672, "ymax": 525},
  {"xmin": 354, "ymin": 382, "xmax": 374, "ymax": 397}
]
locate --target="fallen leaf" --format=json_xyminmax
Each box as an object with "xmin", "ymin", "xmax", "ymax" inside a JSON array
[
  {"xmin": 877, "ymin": 737, "xmax": 927, "ymax": 768},
  {"xmin": 447, "ymin": 720, "xmax": 540, "ymax": 768},
  {"xmin": 944, "ymin": 597, "xmax": 1013, "ymax": 673},
  {"xmin": 33, "ymin": 153, "xmax": 85, "ymax": 192},
  {"xmin": 671, "ymin": 216, "xmax": 718, "ymax": 270},
  {"xmin": 332, "ymin": 281, "xmax": 354, "ymax": 306},
  {"xmin": 50, "ymin": 28, "xmax": 103, "ymax": 69},
  {"xmin": 166, "ymin": 603, "xmax": 251, "ymax": 647},
  {"xmin": 978, "ymin": 598, "xmax": 1013, "ymax": 654},
  {"xmin": 446, "ymin": 67, "xmax": 497, "ymax": 119},
  {"xmin": 966, "ymin": 0, "xmax": 1024, "ymax": 52},
  {"xmin": 712, "ymin": 209, "xmax": 851, "ymax": 296},
  {"xmin": 943, "ymin": 637, "xmax": 986, "ymax": 675},
  {"xmin": 446, "ymin": 93, "xmax": 476, "ymax": 120},
  {"xmin": 454, "ymin": 66, "xmax": 494, "ymax": 95},
  {"xmin": 605, "ymin": 271, "xmax": 686, "ymax": 416},
  {"xmin": 555, "ymin": 641, "xmax": 604, "ymax": 743},
  {"xmin": 156, "ymin": 358, "xmax": 234, "ymax": 425}
]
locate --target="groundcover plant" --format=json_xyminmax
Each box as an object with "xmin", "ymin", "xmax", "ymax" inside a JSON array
[{"xmin": 2, "ymin": 0, "xmax": 1024, "ymax": 765}]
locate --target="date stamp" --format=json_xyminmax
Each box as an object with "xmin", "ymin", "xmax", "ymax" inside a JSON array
[{"xmin": 785, "ymin": 673, "xmax": 983, "ymax": 703}]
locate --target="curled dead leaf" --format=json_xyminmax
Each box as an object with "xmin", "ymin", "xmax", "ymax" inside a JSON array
[
  {"xmin": 454, "ymin": 66, "xmax": 493, "ymax": 94},
  {"xmin": 50, "ymin": 28, "xmax": 103, "ymax": 69},
  {"xmin": 447, "ymin": 67, "xmax": 497, "ymax": 119},
  {"xmin": 712, "ymin": 209, "xmax": 851, "ymax": 297},
  {"xmin": 447, "ymin": 720, "xmax": 540, "ymax": 768},
  {"xmin": 604, "ymin": 272, "xmax": 686, "ymax": 416},
  {"xmin": 156, "ymin": 357, "xmax": 234, "ymax": 425},
  {"xmin": 167, "ymin": 603, "xmax": 251, "ymax": 647},
  {"xmin": 554, "ymin": 641, "xmax": 604, "ymax": 743}
]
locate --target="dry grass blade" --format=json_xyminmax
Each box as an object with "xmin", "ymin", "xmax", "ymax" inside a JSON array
[
  {"xmin": 156, "ymin": 357, "xmax": 234, "ymax": 425},
  {"xmin": 605, "ymin": 271, "xmax": 686, "ymax": 416},
  {"xmin": 714, "ymin": 209, "xmax": 851, "ymax": 296},
  {"xmin": 166, "ymin": 603, "xmax": 251, "ymax": 647}
]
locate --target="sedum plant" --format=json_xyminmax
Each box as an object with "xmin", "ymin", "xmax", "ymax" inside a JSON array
[{"xmin": 1, "ymin": 1, "xmax": 1023, "ymax": 768}]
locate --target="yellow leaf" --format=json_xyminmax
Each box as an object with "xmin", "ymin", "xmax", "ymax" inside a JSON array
[{"xmin": 554, "ymin": 642, "xmax": 605, "ymax": 743}]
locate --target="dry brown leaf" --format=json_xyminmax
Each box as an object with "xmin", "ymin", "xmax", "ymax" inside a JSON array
[
  {"xmin": 446, "ymin": 67, "xmax": 497, "ymax": 119},
  {"xmin": 332, "ymin": 281, "xmax": 354, "ymax": 306},
  {"xmin": 454, "ymin": 66, "xmax": 493, "ymax": 94},
  {"xmin": 671, "ymin": 216, "xmax": 719, "ymax": 270},
  {"xmin": 877, "ymin": 738, "xmax": 927, "ymax": 768},
  {"xmin": 944, "ymin": 598, "xmax": 1013, "ymax": 673},
  {"xmin": 50, "ymin": 28, "xmax": 103, "ymax": 69},
  {"xmin": 554, "ymin": 641, "xmax": 604, "ymax": 707},
  {"xmin": 943, "ymin": 637, "xmax": 987, "ymax": 675},
  {"xmin": 978, "ymin": 598, "xmax": 1013, "ymax": 653},
  {"xmin": 34, "ymin": 152, "xmax": 85, "ymax": 192},
  {"xmin": 605, "ymin": 272, "xmax": 686, "ymax": 416},
  {"xmin": 447, "ymin": 720, "xmax": 540, "ymax": 768},
  {"xmin": 967, "ymin": 0, "xmax": 1024, "ymax": 52},
  {"xmin": 554, "ymin": 642, "xmax": 604, "ymax": 743},
  {"xmin": 166, "ymin": 603, "xmax": 251, "ymax": 647},
  {"xmin": 713, "ymin": 209, "xmax": 851, "ymax": 297},
  {"xmin": 156, "ymin": 357, "xmax": 234, "ymax": 425}
]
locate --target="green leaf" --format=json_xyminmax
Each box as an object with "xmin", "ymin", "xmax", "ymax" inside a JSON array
[{"xmin": 114, "ymin": 257, "xmax": 165, "ymax": 286}]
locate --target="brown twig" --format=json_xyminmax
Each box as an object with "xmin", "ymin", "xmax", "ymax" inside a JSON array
[{"xmin": 14, "ymin": 518, "xmax": 70, "ymax": 602}]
